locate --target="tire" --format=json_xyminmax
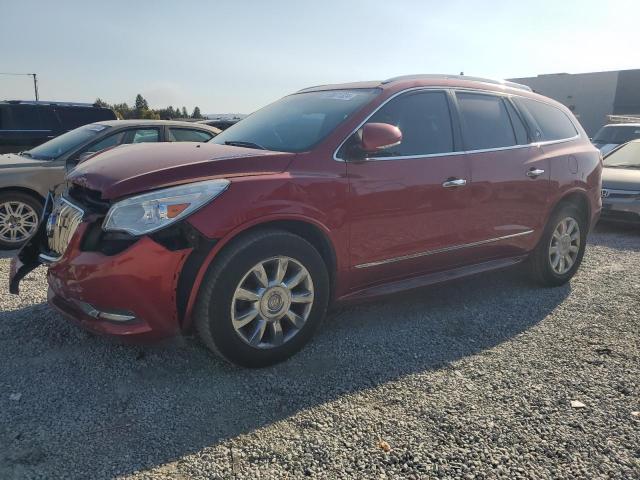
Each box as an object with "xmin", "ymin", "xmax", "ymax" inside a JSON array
[
  {"xmin": 0, "ymin": 192, "xmax": 43, "ymax": 250},
  {"xmin": 194, "ymin": 229, "xmax": 330, "ymax": 368},
  {"xmin": 529, "ymin": 203, "xmax": 587, "ymax": 287}
]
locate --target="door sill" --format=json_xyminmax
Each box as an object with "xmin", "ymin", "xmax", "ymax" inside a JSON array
[{"xmin": 338, "ymin": 255, "xmax": 528, "ymax": 304}]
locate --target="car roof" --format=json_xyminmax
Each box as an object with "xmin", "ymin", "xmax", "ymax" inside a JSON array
[
  {"xmin": 0, "ymin": 100, "xmax": 110, "ymax": 108},
  {"xmin": 94, "ymin": 119, "xmax": 221, "ymax": 133},
  {"xmin": 601, "ymin": 123, "xmax": 640, "ymax": 127}
]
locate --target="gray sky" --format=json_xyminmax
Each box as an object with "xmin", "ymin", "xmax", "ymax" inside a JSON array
[{"xmin": 1, "ymin": 0, "xmax": 638, "ymax": 114}]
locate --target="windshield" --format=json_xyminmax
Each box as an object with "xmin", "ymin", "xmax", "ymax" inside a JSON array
[
  {"xmin": 210, "ymin": 88, "xmax": 380, "ymax": 152},
  {"xmin": 593, "ymin": 125, "xmax": 640, "ymax": 144},
  {"xmin": 603, "ymin": 141, "xmax": 640, "ymax": 168},
  {"xmin": 25, "ymin": 124, "xmax": 109, "ymax": 160}
]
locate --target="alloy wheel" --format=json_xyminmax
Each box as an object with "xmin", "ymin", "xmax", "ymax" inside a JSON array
[
  {"xmin": 0, "ymin": 201, "xmax": 39, "ymax": 245},
  {"xmin": 548, "ymin": 216, "xmax": 580, "ymax": 275},
  {"xmin": 231, "ymin": 256, "xmax": 314, "ymax": 349}
]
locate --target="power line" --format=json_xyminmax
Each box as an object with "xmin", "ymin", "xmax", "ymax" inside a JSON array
[{"xmin": 0, "ymin": 72, "xmax": 39, "ymax": 101}]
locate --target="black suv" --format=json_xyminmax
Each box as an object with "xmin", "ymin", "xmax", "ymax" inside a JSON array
[{"xmin": 0, "ymin": 100, "xmax": 116, "ymax": 154}]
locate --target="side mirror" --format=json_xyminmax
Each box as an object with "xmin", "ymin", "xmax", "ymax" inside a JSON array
[{"xmin": 361, "ymin": 123, "xmax": 402, "ymax": 153}]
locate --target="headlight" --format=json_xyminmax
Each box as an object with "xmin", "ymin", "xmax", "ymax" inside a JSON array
[{"xmin": 103, "ymin": 179, "xmax": 230, "ymax": 235}]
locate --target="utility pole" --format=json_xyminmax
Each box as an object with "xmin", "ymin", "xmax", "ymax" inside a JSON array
[{"xmin": 31, "ymin": 73, "xmax": 39, "ymax": 101}]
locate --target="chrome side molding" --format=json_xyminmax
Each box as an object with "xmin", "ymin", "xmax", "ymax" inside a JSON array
[{"xmin": 354, "ymin": 230, "xmax": 534, "ymax": 269}]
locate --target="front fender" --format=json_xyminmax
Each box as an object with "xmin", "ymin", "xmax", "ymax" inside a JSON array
[{"xmin": 180, "ymin": 173, "xmax": 349, "ymax": 329}]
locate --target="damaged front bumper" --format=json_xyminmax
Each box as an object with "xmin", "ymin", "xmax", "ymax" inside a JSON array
[{"xmin": 9, "ymin": 192, "xmax": 195, "ymax": 341}]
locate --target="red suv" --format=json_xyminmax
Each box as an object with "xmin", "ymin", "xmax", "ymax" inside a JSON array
[{"xmin": 10, "ymin": 75, "xmax": 602, "ymax": 367}]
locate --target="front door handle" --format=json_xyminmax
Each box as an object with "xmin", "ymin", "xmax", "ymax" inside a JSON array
[
  {"xmin": 442, "ymin": 178, "xmax": 467, "ymax": 188},
  {"xmin": 526, "ymin": 168, "xmax": 545, "ymax": 178}
]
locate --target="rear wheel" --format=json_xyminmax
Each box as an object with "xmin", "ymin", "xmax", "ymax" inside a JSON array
[
  {"xmin": 0, "ymin": 192, "xmax": 42, "ymax": 250},
  {"xmin": 194, "ymin": 230, "xmax": 329, "ymax": 367},
  {"xmin": 529, "ymin": 203, "xmax": 587, "ymax": 286}
]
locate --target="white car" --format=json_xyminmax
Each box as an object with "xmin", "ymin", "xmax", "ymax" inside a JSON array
[{"xmin": 592, "ymin": 123, "xmax": 640, "ymax": 155}]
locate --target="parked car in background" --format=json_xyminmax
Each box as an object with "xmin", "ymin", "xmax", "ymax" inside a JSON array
[
  {"xmin": 197, "ymin": 117, "xmax": 242, "ymax": 130},
  {"xmin": 0, "ymin": 100, "xmax": 116, "ymax": 154},
  {"xmin": 0, "ymin": 120, "xmax": 220, "ymax": 249},
  {"xmin": 10, "ymin": 74, "xmax": 601, "ymax": 367},
  {"xmin": 591, "ymin": 123, "xmax": 640, "ymax": 154},
  {"xmin": 600, "ymin": 139, "xmax": 640, "ymax": 223}
]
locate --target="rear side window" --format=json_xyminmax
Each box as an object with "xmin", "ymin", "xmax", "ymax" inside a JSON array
[
  {"xmin": 129, "ymin": 128, "xmax": 159, "ymax": 143},
  {"xmin": 456, "ymin": 93, "xmax": 516, "ymax": 150},
  {"xmin": 517, "ymin": 98, "xmax": 577, "ymax": 141},
  {"xmin": 7, "ymin": 105, "xmax": 42, "ymax": 130},
  {"xmin": 168, "ymin": 128, "xmax": 214, "ymax": 142},
  {"xmin": 366, "ymin": 90, "xmax": 454, "ymax": 157},
  {"xmin": 56, "ymin": 106, "xmax": 115, "ymax": 130},
  {"xmin": 38, "ymin": 107, "xmax": 61, "ymax": 131}
]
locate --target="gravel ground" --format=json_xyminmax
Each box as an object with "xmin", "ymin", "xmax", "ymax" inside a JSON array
[{"xmin": 0, "ymin": 223, "xmax": 638, "ymax": 479}]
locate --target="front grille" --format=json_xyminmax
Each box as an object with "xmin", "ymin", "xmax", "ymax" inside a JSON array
[
  {"xmin": 45, "ymin": 197, "xmax": 85, "ymax": 258},
  {"xmin": 602, "ymin": 188, "xmax": 640, "ymax": 200}
]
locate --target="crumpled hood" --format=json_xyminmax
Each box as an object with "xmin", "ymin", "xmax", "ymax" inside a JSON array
[
  {"xmin": 67, "ymin": 142, "xmax": 295, "ymax": 200},
  {"xmin": 0, "ymin": 153, "xmax": 50, "ymax": 169},
  {"xmin": 602, "ymin": 167, "xmax": 640, "ymax": 191}
]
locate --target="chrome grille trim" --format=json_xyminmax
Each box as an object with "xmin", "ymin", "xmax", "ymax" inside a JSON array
[
  {"xmin": 602, "ymin": 188, "xmax": 640, "ymax": 199},
  {"xmin": 42, "ymin": 197, "xmax": 85, "ymax": 262}
]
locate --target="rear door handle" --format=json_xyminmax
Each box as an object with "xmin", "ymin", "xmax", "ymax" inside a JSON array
[
  {"xmin": 442, "ymin": 178, "xmax": 467, "ymax": 188},
  {"xmin": 526, "ymin": 168, "xmax": 545, "ymax": 178}
]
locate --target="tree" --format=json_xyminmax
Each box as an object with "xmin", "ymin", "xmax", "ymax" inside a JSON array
[
  {"xmin": 94, "ymin": 98, "xmax": 109, "ymax": 108},
  {"xmin": 182, "ymin": 106, "xmax": 188, "ymax": 118},
  {"xmin": 111, "ymin": 102, "xmax": 131, "ymax": 120},
  {"xmin": 192, "ymin": 106, "xmax": 202, "ymax": 119},
  {"xmin": 134, "ymin": 94, "xmax": 149, "ymax": 112}
]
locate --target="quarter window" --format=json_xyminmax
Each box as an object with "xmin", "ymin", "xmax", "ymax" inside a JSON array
[
  {"xmin": 516, "ymin": 98, "xmax": 577, "ymax": 141},
  {"xmin": 365, "ymin": 91, "xmax": 454, "ymax": 157},
  {"xmin": 456, "ymin": 93, "xmax": 517, "ymax": 150}
]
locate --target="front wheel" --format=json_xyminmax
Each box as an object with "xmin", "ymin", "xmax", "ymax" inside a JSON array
[
  {"xmin": 528, "ymin": 204, "xmax": 587, "ymax": 287},
  {"xmin": 194, "ymin": 230, "xmax": 329, "ymax": 368},
  {"xmin": 0, "ymin": 192, "xmax": 42, "ymax": 250}
]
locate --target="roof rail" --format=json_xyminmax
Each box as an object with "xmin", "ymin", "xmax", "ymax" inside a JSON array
[
  {"xmin": 1, "ymin": 100, "xmax": 102, "ymax": 107},
  {"xmin": 381, "ymin": 74, "xmax": 533, "ymax": 92}
]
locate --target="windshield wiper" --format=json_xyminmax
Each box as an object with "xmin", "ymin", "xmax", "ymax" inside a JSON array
[{"xmin": 224, "ymin": 140, "xmax": 266, "ymax": 150}]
